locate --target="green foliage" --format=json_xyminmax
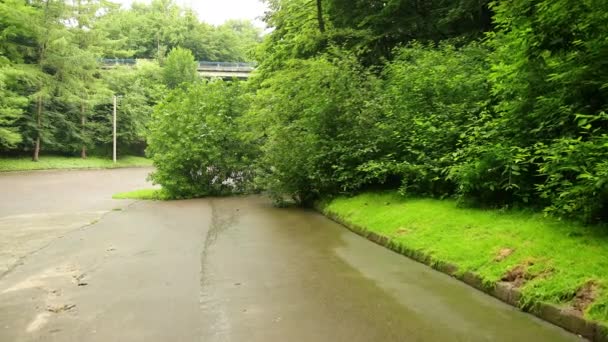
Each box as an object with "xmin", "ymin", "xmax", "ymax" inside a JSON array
[
  {"xmin": 536, "ymin": 132, "xmax": 608, "ymax": 223},
  {"xmin": 1, "ymin": 0, "xmax": 607, "ymax": 226},
  {"xmin": 0, "ymin": 0, "xmax": 261, "ymax": 159},
  {"xmin": 94, "ymin": 61, "xmax": 165, "ymax": 153},
  {"xmin": 247, "ymin": 0, "xmax": 608, "ymax": 224},
  {"xmin": 255, "ymin": 0, "xmax": 325, "ymax": 72},
  {"xmin": 248, "ymin": 52, "xmax": 384, "ymax": 205},
  {"xmin": 162, "ymin": 47, "xmax": 197, "ymax": 89},
  {"xmin": 0, "ymin": 62, "xmax": 27, "ymax": 148},
  {"xmin": 449, "ymin": 143, "xmax": 536, "ymax": 206},
  {"xmin": 259, "ymin": 0, "xmax": 494, "ymax": 67},
  {"xmin": 209, "ymin": 20, "xmax": 262, "ymax": 62},
  {"xmin": 381, "ymin": 42, "xmax": 490, "ymax": 197},
  {"xmin": 446, "ymin": 0, "xmax": 608, "ymax": 221},
  {"xmin": 326, "ymin": 0, "xmax": 493, "ymax": 64},
  {"xmin": 95, "ymin": 1, "xmax": 262, "ymax": 61},
  {"xmin": 147, "ymin": 81, "xmax": 256, "ymax": 198}
]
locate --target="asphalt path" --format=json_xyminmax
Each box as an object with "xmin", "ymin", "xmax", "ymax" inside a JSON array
[{"xmin": 0, "ymin": 169, "xmax": 580, "ymax": 341}]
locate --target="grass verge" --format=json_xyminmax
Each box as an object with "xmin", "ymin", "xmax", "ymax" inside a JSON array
[
  {"xmin": 0, "ymin": 155, "xmax": 152, "ymax": 172},
  {"xmin": 321, "ymin": 191, "xmax": 608, "ymax": 326},
  {"xmin": 112, "ymin": 188, "xmax": 168, "ymax": 200}
]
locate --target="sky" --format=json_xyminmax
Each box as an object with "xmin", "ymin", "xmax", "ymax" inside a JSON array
[{"xmin": 115, "ymin": 0, "xmax": 268, "ymax": 27}]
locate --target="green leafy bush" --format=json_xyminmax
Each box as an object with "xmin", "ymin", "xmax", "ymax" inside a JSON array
[
  {"xmin": 448, "ymin": 0, "xmax": 608, "ymax": 219},
  {"xmin": 247, "ymin": 52, "xmax": 385, "ymax": 205},
  {"xmin": 537, "ymin": 132, "xmax": 608, "ymax": 223},
  {"xmin": 448, "ymin": 143, "xmax": 536, "ymax": 206},
  {"xmin": 147, "ymin": 80, "xmax": 256, "ymax": 198},
  {"xmin": 380, "ymin": 42, "xmax": 490, "ymax": 197}
]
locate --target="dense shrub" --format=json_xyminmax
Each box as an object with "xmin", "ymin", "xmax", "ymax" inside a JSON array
[
  {"xmin": 380, "ymin": 42, "xmax": 490, "ymax": 197},
  {"xmin": 448, "ymin": 0, "xmax": 608, "ymax": 221},
  {"xmin": 536, "ymin": 132, "xmax": 608, "ymax": 223},
  {"xmin": 147, "ymin": 80, "xmax": 256, "ymax": 198},
  {"xmin": 247, "ymin": 53, "xmax": 385, "ymax": 205}
]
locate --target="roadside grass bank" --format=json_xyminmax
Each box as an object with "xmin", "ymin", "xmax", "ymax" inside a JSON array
[
  {"xmin": 112, "ymin": 188, "xmax": 168, "ymax": 200},
  {"xmin": 0, "ymin": 156, "xmax": 152, "ymax": 172},
  {"xmin": 319, "ymin": 191, "xmax": 608, "ymax": 340}
]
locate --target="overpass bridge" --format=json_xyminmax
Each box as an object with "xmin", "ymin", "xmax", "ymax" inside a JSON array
[
  {"xmin": 100, "ymin": 59, "xmax": 255, "ymax": 79},
  {"xmin": 197, "ymin": 61, "xmax": 254, "ymax": 78}
]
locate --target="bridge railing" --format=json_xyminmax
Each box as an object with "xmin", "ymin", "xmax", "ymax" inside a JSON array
[
  {"xmin": 198, "ymin": 61, "xmax": 256, "ymax": 71},
  {"xmin": 99, "ymin": 59, "xmax": 255, "ymax": 69}
]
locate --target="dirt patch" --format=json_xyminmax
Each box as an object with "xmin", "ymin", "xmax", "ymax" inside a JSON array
[
  {"xmin": 502, "ymin": 265, "xmax": 528, "ymax": 287},
  {"xmin": 572, "ymin": 281, "xmax": 598, "ymax": 314},
  {"xmin": 393, "ymin": 227, "xmax": 411, "ymax": 236},
  {"xmin": 494, "ymin": 248, "xmax": 514, "ymax": 262},
  {"xmin": 501, "ymin": 260, "xmax": 535, "ymax": 287}
]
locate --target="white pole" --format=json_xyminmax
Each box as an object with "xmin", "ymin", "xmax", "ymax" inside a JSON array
[{"xmin": 113, "ymin": 95, "xmax": 117, "ymax": 163}]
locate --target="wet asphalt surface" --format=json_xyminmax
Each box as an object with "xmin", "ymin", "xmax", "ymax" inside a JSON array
[{"xmin": 0, "ymin": 169, "xmax": 581, "ymax": 341}]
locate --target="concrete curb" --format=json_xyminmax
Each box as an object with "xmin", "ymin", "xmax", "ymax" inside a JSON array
[{"xmin": 319, "ymin": 207, "xmax": 608, "ymax": 342}]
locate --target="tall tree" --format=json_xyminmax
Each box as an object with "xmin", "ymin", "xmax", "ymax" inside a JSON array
[
  {"xmin": 95, "ymin": 1, "xmax": 261, "ymax": 62},
  {"xmin": 324, "ymin": 0, "xmax": 493, "ymax": 63},
  {"xmin": 255, "ymin": 0, "xmax": 324, "ymax": 74},
  {"xmin": 316, "ymin": 0, "xmax": 325, "ymax": 33},
  {"xmin": 30, "ymin": 0, "xmax": 65, "ymax": 161},
  {"xmin": 70, "ymin": 0, "xmax": 111, "ymax": 158},
  {"xmin": 28, "ymin": 0, "xmax": 100, "ymax": 160},
  {"xmin": 0, "ymin": 0, "xmax": 35, "ymax": 150}
]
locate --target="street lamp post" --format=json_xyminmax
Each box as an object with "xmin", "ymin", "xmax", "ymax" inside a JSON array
[{"xmin": 112, "ymin": 95, "xmax": 117, "ymax": 163}]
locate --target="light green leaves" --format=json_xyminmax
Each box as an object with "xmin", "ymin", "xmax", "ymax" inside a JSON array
[
  {"xmin": 162, "ymin": 47, "xmax": 198, "ymax": 89},
  {"xmin": 147, "ymin": 80, "xmax": 255, "ymax": 198}
]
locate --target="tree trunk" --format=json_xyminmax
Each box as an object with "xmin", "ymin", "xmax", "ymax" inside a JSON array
[
  {"xmin": 33, "ymin": 0, "xmax": 51, "ymax": 163},
  {"xmin": 316, "ymin": 0, "xmax": 325, "ymax": 33},
  {"xmin": 33, "ymin": 137, "xmax": 40, "ymax": 162},
  {"xmin": 33, "ymin": 96, "xmax": 42, "ymax": 162},
  {"xmin": 81, "ymin": 101, "xmax": 87, "ymax": 159},
  {"xmin": 156, "ymin": 33, "xmax": 162, "ymax": 62}
]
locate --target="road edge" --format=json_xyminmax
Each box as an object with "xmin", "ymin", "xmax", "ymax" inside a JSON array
[
  {"xmin": 0, "ymin": 165, "xmax": 152, "ymax": 174},
  {"xmin": 316, "ymin": 203, "xmax": 608, "ymax": 342},
  {"xmin": 0, "ymin": 201, "xmax": 140, "ymax": 281}
]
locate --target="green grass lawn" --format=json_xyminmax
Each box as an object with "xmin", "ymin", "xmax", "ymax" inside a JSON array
[
  {"xmin": 0, "ymin": 155, "xmax": 152, "ymax": 172},
  {"xmin": 322, "ymin": 191, "xmax": 608, "ymax": 324},
  {"xmin": 112, "ymin": 188, "xmax": 168, "ymax": 200}
]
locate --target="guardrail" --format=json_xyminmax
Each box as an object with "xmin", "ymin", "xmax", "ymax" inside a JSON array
[
  {"xmin": 197, "ymin": 61, "xmax": 255, "ymax": 71},
  {"xmin": 99, "ymin": 59, "xmax": 256, "ymax": 71}
]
